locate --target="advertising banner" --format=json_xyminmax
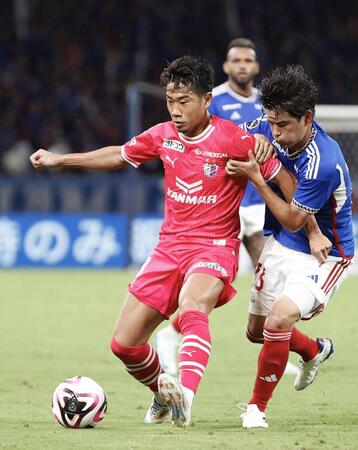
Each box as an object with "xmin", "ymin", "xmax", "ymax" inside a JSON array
[{"xmin": 0, "ymin": 214, "xmax": 128, "ymax": 268}]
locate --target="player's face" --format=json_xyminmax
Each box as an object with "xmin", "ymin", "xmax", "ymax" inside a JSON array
[
  {"xmin": 223, "ymin": 47, "xmax": 259, "ymax": 86},
  {"xmin": 265, "ymin": 109, "xmax": 314, "ymax": 152},
  {"xmin": 166, "ymin": 83, "xmax": 212, "ymax": 136}
]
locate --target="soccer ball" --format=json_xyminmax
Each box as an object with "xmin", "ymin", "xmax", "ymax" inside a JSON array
[{"xmin": 52, "ymin": 376, "xmax": 107, "ymax": 428}]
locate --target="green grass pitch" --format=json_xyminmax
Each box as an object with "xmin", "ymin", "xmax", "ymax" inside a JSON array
[{"xmin": 1, "ymin": 270, "xmax": 358, "ymax": 450}]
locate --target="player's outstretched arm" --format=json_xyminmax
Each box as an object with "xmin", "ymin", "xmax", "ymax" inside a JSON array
[{"xmin": 30, "ymin": 146, "xmax": 127, "ymax": 171}]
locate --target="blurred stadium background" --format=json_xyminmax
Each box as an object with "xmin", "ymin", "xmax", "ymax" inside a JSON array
[{"xmin": 0, "ymin": 0, "xmax": 357, "ymax": 270}]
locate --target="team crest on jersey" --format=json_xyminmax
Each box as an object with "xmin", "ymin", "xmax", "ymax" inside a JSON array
[
  {"xmin": 163, "ymin": 139, "xmax": 185, "ymax": 152},
  {"xmin": 203, "ymin": 162, "xmax": 219, "ymax": 177}
]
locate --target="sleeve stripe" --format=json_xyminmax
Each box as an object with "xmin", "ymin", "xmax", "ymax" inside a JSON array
[
  {"xmin": 306, "ymin": 142, "xmax": 320, "ymax": 179},
  {"xmin": 292, "ymin": 198, "xmax": 319, "ymax": 213},
  {"xmin": 266, "ymin": 161, "xmax": 282, "ymax": 181},
  {"xmin": 121, "ymin": 145, "xmax": 140, "ymax": 168}
]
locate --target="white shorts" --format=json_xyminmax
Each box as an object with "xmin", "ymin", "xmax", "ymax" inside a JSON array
[
  {"xmin": 239, "ymin": 204, "xmax": 265, "ymax": 239},
  {"xmin": 249, "ymin": 236, "xmax": 352, "ymax": 320}
]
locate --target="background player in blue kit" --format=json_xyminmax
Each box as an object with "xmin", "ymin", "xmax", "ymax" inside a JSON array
[
  {"xmin": 209, "ymin": 38, "xmax": 264, "ymax": 266},
  {"xmin": 228, "ymin": 65, "xmax": 354, "ymax": 429}
]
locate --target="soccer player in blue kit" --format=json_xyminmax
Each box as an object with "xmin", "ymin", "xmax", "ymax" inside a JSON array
[{"xmin": 227, "ymin": 65, "xmax": 354, "ymax": 428}]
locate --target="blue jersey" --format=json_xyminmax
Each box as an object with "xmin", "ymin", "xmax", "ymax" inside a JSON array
[
  {"xmin": 209, "ymin": 82, "xmax": 263, "ymax": 206},
  {"xmin": 243, "ymin": 115, "xmax": 355, "ymax": 258}
]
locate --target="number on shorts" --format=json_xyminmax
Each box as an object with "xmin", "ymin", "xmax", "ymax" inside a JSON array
[{"xmin": 254, "ymin": 262, "xmax": 266, "ymax": 291}]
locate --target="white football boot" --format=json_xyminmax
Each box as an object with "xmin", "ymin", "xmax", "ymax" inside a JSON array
[
  {"xmin": 158, "ymin": 373, "xmax": 193, "ymax": 428},
  {"xmin": 240, "ymin": 404, "xmax": 269, "ymax": 429},
  {"xmin": 155, "ymin": 325, "xmax": 180, "ymax": 376},
  {"xmin": 144, "ymin": 395, "xmax": 170, "ymax": 424},
  {"xmin": 294, "ymin": 338, "xmax": 334, "ymax": 391}
]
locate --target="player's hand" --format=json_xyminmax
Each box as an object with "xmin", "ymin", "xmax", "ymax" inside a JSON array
[
  {"xmin": 227, "ymin": 150, "xmax": 264, "ymax": 185},
  {"xmin": 308, "ymin": 232, "xmax": 332, "ymax": 266},
  {"xmin": 226, "ymin": 158, "xmax": 241, "ymax": 176},
  {"xmin": 254, "ymin": 134, "xmax": 275, "ymax": 164},
  {"xmin": 30, "ymin": 149, "xmax": 62, "ymax": 171}
]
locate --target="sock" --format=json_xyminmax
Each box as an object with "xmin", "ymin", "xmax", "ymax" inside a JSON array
[
  {"xmin": 171, "ymin": 315, "xmax": 181, "ymax": 333},
  {"xmin": 178, "ymin": 310, "xmax": 211, "ymax": 393},
  {"xmin": 289, "ymin": 327, "xmax": 319, "ymax": 362},
  {"xmin": 110, "ymin": 337, "xmax": 163, "ymax": 392},
  {"xmin": 249, "ymin": 328, "xmax": 292, "ymax": 412}
]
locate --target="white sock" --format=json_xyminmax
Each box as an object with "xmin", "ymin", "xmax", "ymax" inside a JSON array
[{"xmin": 181, "ymin": 385, "xmax": 195, "ymax": 409}]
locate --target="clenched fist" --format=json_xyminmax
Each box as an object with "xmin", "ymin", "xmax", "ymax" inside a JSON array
[{"xmin": 30, "ymin": 149, "xmax": 62, "ymax": 170}]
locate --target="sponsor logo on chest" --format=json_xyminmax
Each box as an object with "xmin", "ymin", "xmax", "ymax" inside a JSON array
[
  {"xmin": 167, "ymin": 176, "xmax": 217, "ymax": 204},
  {"xmin": 163, "ymin": 139, "xmax": 185, "ymax": 152},
  {"xmin": 194, "ymin": 149, "xmax": 228, "ymax": 158},
  {"xmin": 222, "ymin": 103, "xmax": 242, "ymax": 111}
]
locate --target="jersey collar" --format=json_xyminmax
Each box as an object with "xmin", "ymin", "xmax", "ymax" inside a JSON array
[
  {"xmin": 285, "ymin": 127, "xmax": 317, "ymax": 160},
  {"xmin": 178, "ymin": 121, "xmax": 215, "ymax": 144}
]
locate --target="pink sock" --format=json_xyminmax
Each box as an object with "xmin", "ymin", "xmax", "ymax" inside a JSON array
[
  {"xmin": 110, "ymin": 338, "xmax": 163, "ymax": 392},
  {"xmin": 178, "ymin": 310, "xmax": 211, "ymax": 393}
]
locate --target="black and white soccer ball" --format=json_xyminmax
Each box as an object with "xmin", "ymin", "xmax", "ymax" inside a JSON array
[{"xmin": 52, "ymin": 376, "xmax": 107, "ymax": 428}]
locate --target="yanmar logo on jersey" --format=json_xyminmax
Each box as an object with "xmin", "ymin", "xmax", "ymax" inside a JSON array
[
  {"xmin": 163, "ymin": 139, "xmax": 185, "ymax": 152},
  {"xmin": 167, "ymin": 177, "xmax": 217, "ymax": 204},
  {"xmin": 167, "ymin": 188, "xmax": 217, "ymax": 204}
]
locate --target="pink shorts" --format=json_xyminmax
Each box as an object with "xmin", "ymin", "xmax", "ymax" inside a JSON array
[{"xmin": 129, "ymin": 239, "xmax": 240, "ymax": 318}]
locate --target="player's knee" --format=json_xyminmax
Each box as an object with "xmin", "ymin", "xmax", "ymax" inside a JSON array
[
  {"xmin": 179, "ymin": 296, "xmax": 204, "ymax": 314},
  {"xmin": 246, "ymin": 327, "xmax": 264, "ymax": 344},
  {"xmin": 110, "ymin": 336, "xmax": 128, "ymax": 360},
  {"xmin": 266, "ymin": 308, "xmax": 296, "ymax": 330},
  {"xmin": 266, "ymin": 297, "xmax": 301, "ymax": 329}
]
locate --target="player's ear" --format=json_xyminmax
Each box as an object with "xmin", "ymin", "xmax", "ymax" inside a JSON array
[
  {"xmin": 204, "ymin": 92, "xmax": 212, "ymax": 109},
  {"xmin": 254, "ymin": 61, "xmax": 260, "ymax": 77},
  {"xmin": 304, "ymin": 110, "xmax": 314, "ymax": 125},
  {"xmin": 223, "ymin": 61, "xmax": 229, "ymax": 75}
]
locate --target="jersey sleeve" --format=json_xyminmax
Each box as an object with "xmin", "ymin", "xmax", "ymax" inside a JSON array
[
  {"xmin": 121, "ymin": 126, "xmax": 160, "ymax": 168},
  {"xmin": 260, "ymin": 157, "xmax": 282, "ymax": 181},
  {"xmin": 229, "ymin": 128, "xmax": 256, "ymax": 160},
  {"xmin": 292, "ymin": 177, "xmax": 332, "ymax": 213},
  {"xmin": 230, "ymin": 127, "xmax": 282, "ymax": 181}
]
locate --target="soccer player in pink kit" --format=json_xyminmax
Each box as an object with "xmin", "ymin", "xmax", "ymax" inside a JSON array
[{"xmin": 30, "ymin": 56, "xmax": 288, "ymax": 428}]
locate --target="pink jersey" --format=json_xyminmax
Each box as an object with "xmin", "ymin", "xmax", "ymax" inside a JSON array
[{"xmin": 122, "ymin": 116, "xmax": 281, "ymax": 245}]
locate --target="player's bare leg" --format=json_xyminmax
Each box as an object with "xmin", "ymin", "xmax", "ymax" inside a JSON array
[
  {"xmin": 159, "ymin": 273, "xmax": 224, "ymax": 427},
  {"xmin": 242, "ymin": 231, "xmax": 265, "ymax": 268},
  {"xmin": 110, "ymin": 293, "xmax": 170, "ymax": 424}
]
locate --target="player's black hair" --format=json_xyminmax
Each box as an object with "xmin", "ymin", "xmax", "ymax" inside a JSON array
[
  {"xmin": 160, "ymin": 55, "xmax": 214, "ymax": 96},
  {"xmin": 259, "ymin": 65, "xmax": 319, "ymax": 118},
  {"xmin": 227, "ymin": 37, "xmax": 256, "ymax": 54}
]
